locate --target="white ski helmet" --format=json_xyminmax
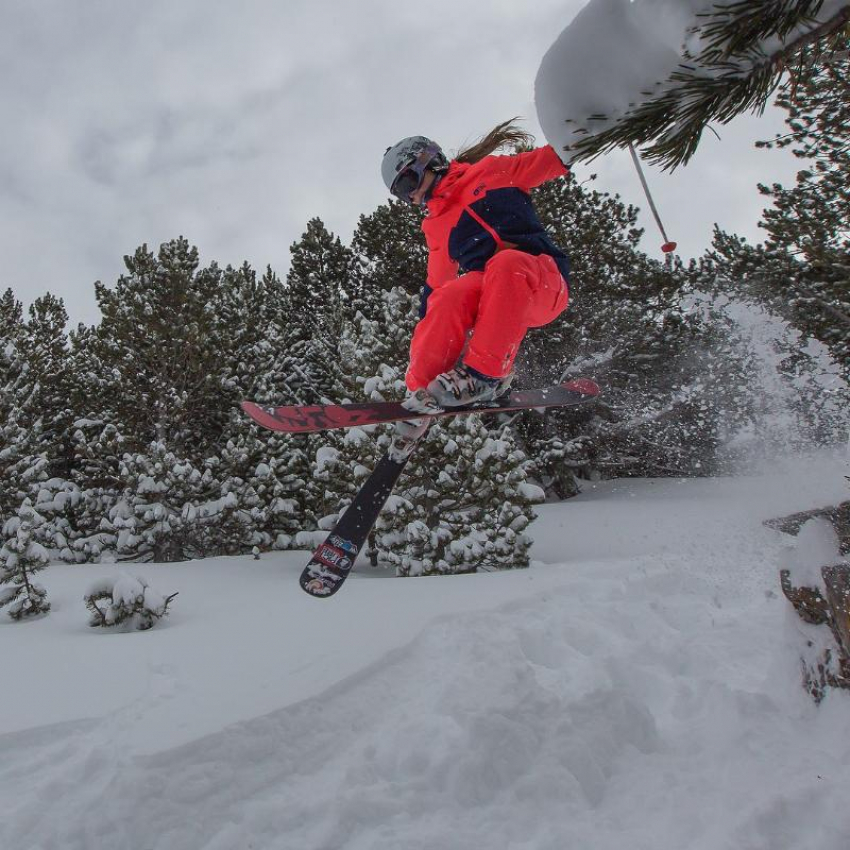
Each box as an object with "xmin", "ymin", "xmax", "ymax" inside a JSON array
[{"xmin": 381, "ymin": 135, "xmax": 449, "ymax": 198}]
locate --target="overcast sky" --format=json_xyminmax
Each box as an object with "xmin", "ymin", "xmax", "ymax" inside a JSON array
[{"xmin": 1, "ymin": 0, "xmax": 799, "ymax": 327}]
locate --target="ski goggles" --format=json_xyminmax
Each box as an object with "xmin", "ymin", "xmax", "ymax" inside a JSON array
[{"xmin": 390, "ymin": 145, "xmax": 440, "ymax": 201}]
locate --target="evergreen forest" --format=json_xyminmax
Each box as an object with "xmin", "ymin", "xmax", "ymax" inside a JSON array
[{"xmin": 1, "ymin": 54, "xmax": 848, "ymax": 579}]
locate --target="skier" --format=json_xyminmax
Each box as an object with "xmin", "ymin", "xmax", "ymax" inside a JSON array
[{"xmin": 381, "ymin": 120, "xmax": 571, "ymax": 440}]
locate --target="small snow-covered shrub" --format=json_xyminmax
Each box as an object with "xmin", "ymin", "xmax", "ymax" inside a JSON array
[
  {"xmin": 85, "ymin": 573, "xmax": 176, "ymax": 631},
  {"xmin": 0, "ymin": 499, "xmax": 51, "ymax": 620}
]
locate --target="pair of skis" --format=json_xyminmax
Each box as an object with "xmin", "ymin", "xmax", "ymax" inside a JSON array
[{"xmin": 241, "ymin": 378, "xmax": 600, "ymax": 598}]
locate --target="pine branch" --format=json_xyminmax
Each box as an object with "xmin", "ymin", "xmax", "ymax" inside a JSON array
[
  {"xmin": 788, "ymin": 280, "xmax": 850, "ymax": 325},
  {"xmin": 568, "ymin": 2, "xmax": 850, "ymax": 170}
]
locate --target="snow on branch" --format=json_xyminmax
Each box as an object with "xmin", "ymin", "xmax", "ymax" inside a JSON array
[
  {"xmin": 85, "ymin": 573, "xmax": 177, "ymax": 631},
  {"xmin": 536, "ymin": 0, "xmax": 850, "ymax": 170}
]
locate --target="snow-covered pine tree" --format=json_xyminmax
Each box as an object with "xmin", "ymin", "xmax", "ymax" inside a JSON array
[
  {"xmin": 215, "ymin": 263, "xmax": 269, "ymax": 398},
  {"xmin": 523, "ymin": 170, "xmax": 722, "ymax": 482},
  {"xmin": 172, "ymin": 255, "xmax": 328, "ymax": 552},
  {"xmin": 193, "ymin": 260, "xmax": 312, "ymax": 553},
  {"xmin": 2, "ymin": 300, "xmax": 95, "ymax": 561},
  {"xmin": 339, "ymin": 286, "xmax": 418, "ymax": 402},
  {"xmin": 375, "ymin": 415, "xmax": 540, "ymax": 576},
  {"xmin": 0, "ymin": 499, "xmax": 51, "ymax": 620},
  {"xmin": 0, "ymin": 410, "xmax": 31, "ymax": 525},
  {"xmin": 179, "ymin": 472, "xmax": 250, "ymax": 560},
  {"xmin": 20, "ymin": 294, "xmax": 75, "ymax": 477},
  {"xmin": 461, "ymin": 423, "xmax": 544, "ymax": 569},
  {"xmin": 282, "ymin": 218, "xmax": 355, "ymax": 405},
  {"xmin": 109, "ymin": 446, "xmax": 181, "ymax": 563},
  {"xmin": 90, "ymin": 238, "xmax": 227, "ymax": 459},
  {"xmin": 67, "ymin": 322, "xmax": 114, "ymax": 426},
  {"xmin": 208, "ymin": 263, "xmax": 291, "ymax": 429},
  {"xmin": 85, "ymin": 573, "xmax": 176, "ymax": 630},
  {"xmin": 304, "ymin": 437, "xmax": 364, "ymax": 536},
  {"xmin": 336, "ymin": 200, "xmax": 424, "ymax": 427},
  {"xmin": 0, "ymin": 287, "xmax": 21, "ymax": 342},
  {"xmin": 0, "ymin": 295, "xmax": 76, "ymax": 527},
  {"xmin": 68, "ymin": 421, "xmax": 126, "ymax": 561},
  {"xmin": 754, "ymin": 40, "xmax": 850, "ymax": 367},
  {"xmin": 0, "ymin": 289, "xmax": 33, "ymax": 522},
  {"xmin": 223, "ymin": 270, "xmax": 324, "ymax": 545},
  {"xmin": 0, "ymin": 295, "xmax": 82, "ymax": 559},
  {"xmin": 210, "ymin": 261, "xmax": 268, "ymax": 377},
  {"xmin": 348, "ymin": 199, "xmax": 429, "ymax": 320},
  {"xmin": 566, "ymin": 0, "xmax": 850, "ymax": 169},
  {"xmin": 216, "ymin": 419, "xmax": 307, "ymax": 551},
  {"xmin": 32, "ymin": 478, "xmax": 85, "ymax": 563},
  {"xmin": 109, "ymin": 442, "xmax": 243, "ymax": 563}
]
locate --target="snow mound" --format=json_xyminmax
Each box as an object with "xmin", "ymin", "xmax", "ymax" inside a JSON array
[
  {"xmin": 84, "ymin": 572, "xmax": 173, "ymax": 630},
  {"xmin": 3, "ymin": 458, "xmax": 850, "ymax": 849},
  {"xmin": 7, "ymin": 578, "xmax": 850, "ymax": 850},
  {"xmin": 781, "ymin": 517, "xmax": 845, "ymax": 591}
]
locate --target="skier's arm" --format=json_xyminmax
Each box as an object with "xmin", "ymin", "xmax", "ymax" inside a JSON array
[{"xmin": 490, "ymin": 145, "xmax": 569, "ymax": 190}]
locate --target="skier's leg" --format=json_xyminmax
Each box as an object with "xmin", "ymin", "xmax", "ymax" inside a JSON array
[
  {"xmin": 405, "ymin": 272, "xmax": 483, "ymax": 391},
  {"xmin": 424, "ymin": 251, "xmax": 569, "ymax": 407},
  {"xmin": 464, "ymin": 251, "xmax": 568, "ymax": 379}
]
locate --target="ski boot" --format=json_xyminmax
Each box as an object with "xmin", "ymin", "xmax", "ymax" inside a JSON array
[{"xmin": 426, "ymin": 364, "xmax": 513, "ymax": 408}]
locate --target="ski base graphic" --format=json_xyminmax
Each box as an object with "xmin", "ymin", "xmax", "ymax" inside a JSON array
[{"xmin": 243, "ymin": 378, "xmax": 600, "ymax": 434}]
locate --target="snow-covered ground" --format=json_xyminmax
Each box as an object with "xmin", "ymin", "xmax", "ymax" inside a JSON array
[{"xmin": 2, "ymin": 452, "xmax": 849, "ymax": 850}]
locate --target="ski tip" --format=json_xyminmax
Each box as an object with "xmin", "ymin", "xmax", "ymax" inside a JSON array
[
  {"xmin": 241, "ymin": 400, "xmax": 263, "ymax": 421},
  {"xmin": 240, "ymin": 400, "xmax": 284, "ymax": 431},
  {"xmin": 563, "ymin": 378, "xmax": 601, "ymax": 397}
]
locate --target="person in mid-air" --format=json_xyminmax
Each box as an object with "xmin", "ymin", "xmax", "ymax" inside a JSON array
[{"xmin": 381, "ymin": 119, "xmax": 571, "ymax": 428}]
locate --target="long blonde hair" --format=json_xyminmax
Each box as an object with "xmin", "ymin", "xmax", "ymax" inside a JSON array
[{"xmin": 454, "ymin": 118, "xmax": 535, "ymax": 164}]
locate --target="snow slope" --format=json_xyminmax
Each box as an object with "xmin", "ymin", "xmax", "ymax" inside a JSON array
[{"xmin": 2, "ymin": 452, "xmax": 849, "ymax": 850}]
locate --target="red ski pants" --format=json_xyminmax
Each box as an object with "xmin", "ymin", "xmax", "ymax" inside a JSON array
[{"xmin": 406, "ymin": 250, "xmax": 569, "ymax": 390}]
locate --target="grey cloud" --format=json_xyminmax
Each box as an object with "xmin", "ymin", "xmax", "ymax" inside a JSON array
[{"xmin": 0, "ymin": 0, "xmax": 800, "ymax": 325}]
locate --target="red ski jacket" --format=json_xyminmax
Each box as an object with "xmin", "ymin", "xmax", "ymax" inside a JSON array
[{"xmin": 419, "ymin": 145, "xmax": 569, "ymax": 315}]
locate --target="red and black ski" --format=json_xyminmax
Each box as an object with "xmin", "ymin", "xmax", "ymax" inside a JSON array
[
  {"xmin": 273, "ymin": 378, "xmax": 601, "ymax": 598},
  {"xmin": 299, "ymin": 446, "xmax": 417, "ymax": 597},
  {"xmin": 241, "ymin": 378, "xmax": 600, "ymax": 434}
]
